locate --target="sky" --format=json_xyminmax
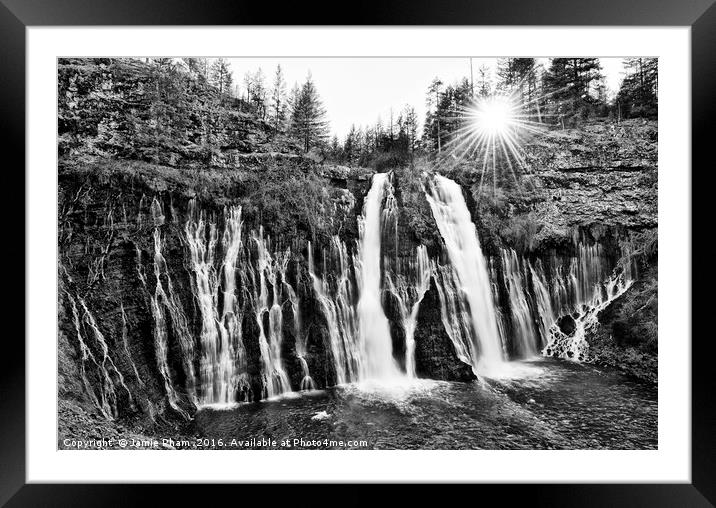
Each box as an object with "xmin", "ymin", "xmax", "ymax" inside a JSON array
[{"xmin": 227, "ymin": 57, "xmax": 627, "ymax": 139}]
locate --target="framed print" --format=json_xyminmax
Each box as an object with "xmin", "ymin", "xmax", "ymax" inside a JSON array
[{"xmin": 3, "ymin": 0, "xmax": 713, "ymax": 504}]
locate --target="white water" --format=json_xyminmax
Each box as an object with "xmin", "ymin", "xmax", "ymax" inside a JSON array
[
  {"xmin": 185, "ymin": 202, "xmax": 239, "ymax": 404},
  {"xmin": 355, "ymin": 173, "xmax": 403, "ymax": 380},
  {"xmin": 492, "ymin": 243, "xmax": 635, "ymax": 362},
  {"xmin": 307, "ymin": 238, "xmax": 362, "ymax": 384},
  {"xmin": 384, "ymin": 246, "xmax": 432, "ymax": 377},
  {"xmin": 63, "ymin": 285, "xmax": 134, "ymax": 419},
  {"xmin": 529, "ymin": 259, "xmax": 555, "ymax": 347},
  {"xmin": 218, "ymin": 206, "xmax": 249, "ymax": 399},
  {"xmin": 149, "ymin": 226, "xmax": 195, "ymax": 413},
  {"xmin": 500, "ymin": 248, "xmax": 538, "ymax": 358},
  {"xmin": 249, "ymin": 228, "xmax": 292, "ymax": 398},
  {"xmin": 285, "ymin": 260, "xmax": 315, "ymax": 391},
  {"xmin": 543, "ymin": 272, "xmax": 633, "ymax": 361},
  {"xmin": 426, "ymin": 175, "xmax": 506, "ymax": 375},
  {"xmin": 431, "ymin": 261, "xmax": 477, "ymax": 365}
]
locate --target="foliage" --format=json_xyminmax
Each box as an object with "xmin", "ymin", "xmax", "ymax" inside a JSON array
[
  {"xmin": 616, "ymin": 58, "xmax": 658, "ymax": 119},
  {"xmin": 542, "ymin": 58, "xmax": 605, "ymax": 126},
  {"xmin": 289, "ymin": 74, "xmax": 330, "ymax": 152},
  {"xmin": 58, "ymin": 58, "xmax": 272, "ymax": 166}
]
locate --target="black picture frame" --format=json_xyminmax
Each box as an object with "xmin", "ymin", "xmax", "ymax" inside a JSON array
[{"xmin": 2, "ymin": 0, "xmax": 712, "ymax": 504}]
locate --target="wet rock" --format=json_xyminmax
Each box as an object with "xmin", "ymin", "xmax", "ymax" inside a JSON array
[
  {"xmin": 241, "ymin": 310, "xmax": 264, "ymax": 401},
  {"xmin": 414, "ymin": 278, "xmax": 477, "ymax": 382},
  {"xmin": 383, "ymin": 290, "xmax": 407, "ymax": 371},
  {"xmin": 557, "ymin": 315, "xmax": 577, "ymax": 336}
]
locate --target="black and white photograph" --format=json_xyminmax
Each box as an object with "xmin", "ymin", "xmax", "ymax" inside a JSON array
[{"xmin": 57, "ymin": 55, "xmax": 658, "ymax": 451}]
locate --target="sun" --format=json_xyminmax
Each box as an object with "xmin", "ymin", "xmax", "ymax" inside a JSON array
[
  {"xmin": 437, "ymin": 90, "xmax": 548, "ymax": 199},
  {"xmin": 468, "ymin": 95, "xmax": 517, "ymax": 138}
]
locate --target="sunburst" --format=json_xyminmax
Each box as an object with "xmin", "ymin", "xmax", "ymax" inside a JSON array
[{"xmin": 436, "ymin": 86, "xmax": 553, "ymax": 200}]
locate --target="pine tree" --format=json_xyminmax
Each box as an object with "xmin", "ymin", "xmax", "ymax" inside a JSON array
[
  {"xmin": 344, "ymin": 124, "xmax": 358, "ymax": 163},
  {"xmin": 425, "ymin": 77, "xmax": 443, "ymax": 152},
  {"xmin": 182, "ymin": 58, "xmax": 209, "ymax": 83},
  {"xmin": 616, "ymin": 58, "xmax": 658, "ymax": 118},
  {"xmin": 243, "ymin": 69, "xmax": 267, "ymax": 117},
  {"xmin": 543, "ymin": 58, "xmax": 603, "ymax": 123},
  {"xmin": 209, "ymin": 58, "xmax": 233, "ymax": 96},
  {"xmin": 477, "ymin": 65, "xmax": 493, "ymax": 97},
  {"xmin": 270, "ymin": 65, "xmax": 287, "ymax": 132},
  {"xmin": 289, "ymin": 74, "xmax": 330, "ymax": 152},
  {"xmin": 402, "ymin": 105, "xmax": 418, "ymax": 156}
]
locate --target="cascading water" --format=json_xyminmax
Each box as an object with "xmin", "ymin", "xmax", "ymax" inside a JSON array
[
  {"xmin": 149, "ymin": 226, "xmax": 195, "ymax": 413},
  {"xmin": 491, "ymin": 242, "xmax": 635, "ymax": 362},
  {"xmin": 425, "ymin": 175, "xmax": 506, "ymax": 375},
  {"xmin": 432, "ymin": 262, "xmax": 480, "ymax": 365},
  {"xmin": 185, "ymin": 202, "xmax": 240, "ymax": 405},
  {"xmin": 528, "ymin": 259, "xmax": 555, "ymax": 347},
  {"xmin": 355, "ymin": 173, "xmax": 403, "ymax": 380},
  {"xmin": 218, "ymin": 206, "xmax": 250, "ymax": 400},
  {"xmin": 64, "ymin": 289, "xmax": 133, "ymax": 419},
  {"xmin": 543, "ymin": 271, "xmax": 633, "ymax": 361},
  {"xmin": 384, "ymin": 246, "xmax": 432, "ymax": 377},
  {"xmin": 248, "ymin": 228, "xmax": 292, "ymax": 398},
  {"xmin": 307, "ymin": 238, "xmax": 362, "ymax": 384},
  {"xmin": 284, "ymin": 264, "xmax": 315, "ymax": 391},
  {"xmin": 500, "ymin": 248, "xmax": 538, "ymax": 358},
  {"xmin": 119, "ymin": 303, "xmax": 143, "ymax": 385}
]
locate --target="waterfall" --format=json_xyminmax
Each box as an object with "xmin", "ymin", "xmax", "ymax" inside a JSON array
[
  {"xmin": 528, "ymin": 259, "xmax": 555, "ymax": 347},
  {"xmin": 543, "ymin": 271, "xmax": 633, "ymax": 361},
  {"xmin": 119, "ymin": 303, "xmax": 143, "ymax": 386},
  {"xmin": 384, "ymin": 245, "xmax": 432, "ymax": 377},
  {"xmin": 425, "ymin": 175, "xmax": 506, "ymax": 375},
  {"xmin": 248, "ymin": 228, "xmax": 292, "ymax": 398},
  {"xmin": 431, "ymin": 261, "xmax": 477, "ymax": 365},
  {"xmin": 149, "ymin": 227, "xmax": 195, "ymax": 414},
  {"xmin": 185, "ymin": 203, "xmax": 238, "ymax": 404},
  {"xmin": 355, "ymin": 173, "xmax": 403, "ymax": 380},
  {"xmin": 307, "ymin": 238, "xmax": 362, "ymax": 384},
  {"xmin": 65, "ymin": 291, "xmax": 121, "ymax": 419},
  {"xmin": 285, "ymin": 263, "xmax": 315, "ymax": 391},
  {"xmin": 500, "ymin": 249, "xmax": 538, "ymax": 358},
  {"xmin": 492, "ymin": 242, "xmax": 634, "ymax": 362},
  {"xmin": 218, "ymin": 206, "xmax": 249, "ymax": 400}
]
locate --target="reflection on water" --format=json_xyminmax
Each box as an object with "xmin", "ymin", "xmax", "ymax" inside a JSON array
[{"xmin": 195, "ymin": 359, "xmax": 656, "ymax": 450}]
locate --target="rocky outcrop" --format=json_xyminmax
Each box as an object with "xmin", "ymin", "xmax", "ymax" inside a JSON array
[
  {"xmin": 586, "ymin": 264, "xmax": 658, "ymax": 383},
  {"xmin": 414, "ymin": 279, "xmax": 477, "ymax": 382},
  {"xmin": 444, "ymin": 119, "xmax": 657, "ymax": 258}
]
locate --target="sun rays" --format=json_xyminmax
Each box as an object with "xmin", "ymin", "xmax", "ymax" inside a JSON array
[{"xmin": 434, "ymin": 85, "xmax": 558, "ymax": 200}]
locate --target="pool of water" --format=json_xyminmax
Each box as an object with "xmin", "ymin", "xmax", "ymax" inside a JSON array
[{"xmin": 195, "ymin": 358, "xmax": 657, "ymax": 450}]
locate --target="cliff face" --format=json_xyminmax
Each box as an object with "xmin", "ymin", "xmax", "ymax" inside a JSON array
[
  {"xmin": 57, "ymin": 158, "xmax": 475, "ymax": 437},
  {"xmin": 444, "ymin": 119, "xmax": 657, "ymax": 257}
]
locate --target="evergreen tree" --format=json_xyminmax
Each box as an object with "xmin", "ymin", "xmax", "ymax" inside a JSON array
[
  {"xmin": 344, "ymin": 124, "xmax": 359, "ymax": 163},
  {"xmin": 477, "ymin": 65, "xmax": 493, "ymax": 97},
  {"xmin": 243, "ymin": 69, "xmax": 267, "ymax": 118},
  {"xmin": 542, "ymin": 58, "xmax": 603, "ymax": 124},
  {"xmin": 209, "ymin": 58, "xmax": 233, "ymax": 96},
  {"xmin": 401, "ymin": 105, "xmax": 419, "ymax": 156},
  {"xmin": 289, "ymin": 74, "xmax": 330, "ymax": 152},
  {"xmin": 424, "ymin": 77, "xmax": 443, "ymax": 152},
  {"xmin": 616, "ymin": 58, "xmax": 658, "ymax": 118},
  {"xmin": 269, "ymin": 65, "xmax": 287, "ymax": 132},
  {"xmin": 182, "ymin": 58, "xmax": 209, "ymax": 83}
]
